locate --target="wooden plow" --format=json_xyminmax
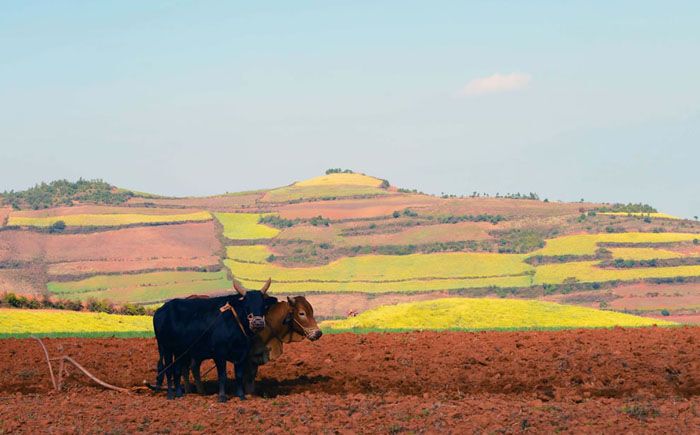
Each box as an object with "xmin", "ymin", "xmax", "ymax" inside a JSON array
[{"xmin": 32, "ymin": 336, "xmax": 130, "ymax": 394}]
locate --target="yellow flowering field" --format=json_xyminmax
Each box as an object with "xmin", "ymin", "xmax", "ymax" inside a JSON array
[
  {"xmin": 534, "ymin": 261, "xmax": 700, "ymax": 284},
  {"xmin": 599, "ymin": 212, "xmax": 681, "ymax": 220},
  {"xmin": 294, "ymin": 173, "xmax": 385, "ymax": 187},
  {"xmin": 0, "ymin": 309, "xmax": 153, "ymax": 337},
  {"xmin": 320, "ymin": 298, "xmax": 675, "ymax": 331},
  {"xmin": 214, "ymin": 212, "xmax": 280, "ymax": 239},
  {"xmin": 7, "ymin": 211, "xmax": 211, "ymax": 227},
  {"xmin": 226, "ymin": 245, "xmax": 273, "ymax": 263},
  {"xmin": 608, "ymin": 247, "xmax": 684, "ymax": 260},
  {"xmin": 226, "ymin": 251, "xmax": 532, "ymax": 283},
  {"xmin": 533, "ymin": 233, "xmax": 698, "ymax": 256}
]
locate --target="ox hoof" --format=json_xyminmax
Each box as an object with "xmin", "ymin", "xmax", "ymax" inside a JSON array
[
  {"xmin": 218, "ymin": 395, "xmax": 228, "ymax": 403},
  {"xmin": 238, "ymin": 395, "xmax": 247, "ymax": 401}
]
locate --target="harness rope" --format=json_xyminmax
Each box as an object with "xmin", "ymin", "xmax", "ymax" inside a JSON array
[{"xmin": 219, "ymin": 302, "xmax": 250, "ymax": 337}]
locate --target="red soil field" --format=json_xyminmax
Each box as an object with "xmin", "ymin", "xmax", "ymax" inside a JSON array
[
  {"xmin": 340, "ymin": 221, "xmax": 494, "ymax": 246},
  {"xmin": 607, "ymin": 283, "xmax": 700, "ymax": 313},
  {"xmin": 0, "ymin": 222, "xmax": 221, "ymax": 276},
  {"xmin": 658, "ymin": 314, "xmax": 700, "ymax": 324},
  {"xmin": 0, "ymin": 206, "xmax": 10, "ymax": 226},
  {"xmin": 430, "ymin": 198, "xmax": 600, "ymax": 218},
  {"xmin": 2, "ymin": 328, "xmax": 698, "ymax": 433},
  {"xmin": 0, "ymin": 268, "xmax": 44, "ymax": 294},
  {"xmin": 277, "ymin": 194, "xmax": 441, "ymax": 219}
]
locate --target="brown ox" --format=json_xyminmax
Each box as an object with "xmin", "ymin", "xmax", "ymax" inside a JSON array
[{"xmin": 184, "ymin": 295, "xmax": 322, "ymax": 396}]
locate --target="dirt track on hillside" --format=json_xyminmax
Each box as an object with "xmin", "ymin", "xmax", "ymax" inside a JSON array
[{"xmin": 1, "ymin": 328, "xmax": 699, "ymax": 433}]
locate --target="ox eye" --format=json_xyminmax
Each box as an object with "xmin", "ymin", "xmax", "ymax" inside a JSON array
[{"xmin": 300, "ymin": 312, "xmax": 306, "ymax": 316}]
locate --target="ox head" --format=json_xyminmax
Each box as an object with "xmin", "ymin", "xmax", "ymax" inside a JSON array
[
  {"xmin": 233, "ymin": 278, "xmax": 271, "ymax": 333},
  {"xmin": 287, "ymin": 296, "xmax": 322, "ymax": 341}
]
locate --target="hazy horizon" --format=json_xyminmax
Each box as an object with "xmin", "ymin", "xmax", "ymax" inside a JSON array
[{"xmin": 1, "ymin": 2, "xmax": 698, "ymax": 217}]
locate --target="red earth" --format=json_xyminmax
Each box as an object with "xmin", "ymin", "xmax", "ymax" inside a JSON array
[
  {"xmin": 277, "ymin": 194, "xmax": 441, "ymax": 220},
  {"xmin": 0, "ymin": 222, "xmax": 221, "ymax": 280},
  {"xmin": 1, "ymin": 328, "xmax": 698, "ymax": 433}
]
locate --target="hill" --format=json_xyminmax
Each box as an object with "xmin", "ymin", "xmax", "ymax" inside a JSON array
[{"xmin": 1, "ymin": 170, "xmax": 699, "ymax": 326}]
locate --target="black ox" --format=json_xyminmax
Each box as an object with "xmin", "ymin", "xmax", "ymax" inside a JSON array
[{"xmin": 153, "ymin": 279, "xmax": 272, "ymax": 402}]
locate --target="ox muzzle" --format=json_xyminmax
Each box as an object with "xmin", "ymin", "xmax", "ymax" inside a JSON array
[
  {"xmin": 248, "ymin": 314, "xmax": 266, "ymax": 332},
  {"xmin": 307, "ymin": 328, "xmax": 322, "ymax": 341}
]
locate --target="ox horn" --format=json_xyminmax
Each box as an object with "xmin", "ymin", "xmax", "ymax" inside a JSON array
[
  {"xmin": 260, "ymin": 278, "xmax": 272, "ymax": 294},
  {"xmin": 287, "ymin": 296, "xmax": 296, "ymax": 305},
  {"xmin": 233, "ymin": 280, "xmax": 247, "ymax": 297}
]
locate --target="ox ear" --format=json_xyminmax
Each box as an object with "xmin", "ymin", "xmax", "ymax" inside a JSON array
[
  {"xmin": 233, "ymin": 280, "xmax": 247, "ymax": 297},
  {"xmin": 287, "ymin": 296, "xmax": 296, "ymax": 306},
  {"xmin": 260, "ymin": 278, "xmax": 272, "ymax": 294}
]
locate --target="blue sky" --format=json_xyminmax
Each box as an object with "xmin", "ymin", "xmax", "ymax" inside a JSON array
[{"xmin": 1, "ymin": 1, "xmax": 698, "ymax": 217}]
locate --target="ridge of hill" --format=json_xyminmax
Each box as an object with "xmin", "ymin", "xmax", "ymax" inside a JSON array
[{"xmin": 2, "ymin": 171, "xmax": 699, "ymax": 325}]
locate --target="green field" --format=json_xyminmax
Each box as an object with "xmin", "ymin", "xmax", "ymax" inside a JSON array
[
  {"xmin": 47, "ymin": 271, "xmax": 232, "ymax": 304},
  {"xmin": 321, "ymin": 298, "xmax": 675, "ymax": 331}
]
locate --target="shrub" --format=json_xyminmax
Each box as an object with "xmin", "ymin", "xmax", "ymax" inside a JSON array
[
  {"xmin": 597, "ymin": 203, "xmax": 657, "ymax": 214},
  {"xmin": 325, "ymin": 168, "xmax": 354, "ymax": 174},
  {"xmin": 121, "ymin": 303, "xmax": 147, "ymax": 316},
  {"xmin": 438, "ymin": 214, "xmax": 505, "ymax": 225},
  {"xmin": 2, "ymin": 178, "xmax": 132, "ymax": 210},
  {"xmin": 48, "ymin": 220, "xmax": 66, "ymax": 233},
  {"xmin": 309, "ymin": 216, "xmax": 330, "ymax": 227},
  {"xmin": 392, "ymin": 211, "xmax": 401, "ymax": 218},
  {"xmin": 660, "ymin": 309, "xmax": 670, "ymax": 316},
  {"xmin": 85, "ymin": 298, "xmax": 114, "ymax": 314},
  {"xmin": 258, "ymin": 215, "xmax": 298, "ymax": 228}
]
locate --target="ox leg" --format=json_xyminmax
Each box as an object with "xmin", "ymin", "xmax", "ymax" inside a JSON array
[
  {"xmin": 234, "ymin": 362, "xmax": 246, "ymax": 400},
  {"xmin": 154, "ymin": 353, "xmax": 164, "ymax": 391},
  {"xmin": 182, "ymin": 358, "xmax": 192, "ymax": 394},
  {"xmin": 191, "ymin": 359, "xmax": 206, "ymax": 395},
  {"xmin": 214, "ymin": 358, "xmax": 228, "ymax": 403},
  {"xmin": 173, "ymin": 357, "xmax": 184, "ymax": 398},
  {"xmin": 243, "ymin": 360, "xmax": 258, "ymax": 396},
  {"xmin": 164, "ymin": 352, "xmax": 175, "ymax": 400}
]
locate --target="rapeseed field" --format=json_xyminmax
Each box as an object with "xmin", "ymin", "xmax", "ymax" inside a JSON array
[
  {"xmin": 294, "ymin": 173, "xmax": 385, "ymax": 187},
  {"xmin": 0, "ymin": 309, "xmax": 153, "ymax": 337},
  {"xmin": 533, "ymin": 232, "xmax": 698, "ymax": 256},
  {"xmin": 214, "ymin": 212, "xmax": 280, "ymax": 239},
  {"xmin": 534, "ymin": 261, "xmax": 700, "ymax": 284},
  {"xmin": 321, "ymin": 298, "xmax": 675, "ymax": 331},
  {"xmin": 7, "ymin": 211, "xmax": 211, "ymax": 227},
  {"xmin": 226, "ymin": 251, "xmax": 532, "ymax": 282},
  {"xmin": 608, "ymin": 247, "xmax": 683, "ymax": 260}
]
